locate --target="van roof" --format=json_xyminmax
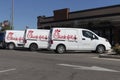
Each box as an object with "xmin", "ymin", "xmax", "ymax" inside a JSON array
[{"xmin": 51, "ymin": 27, "xmax": 90, "ymax": 31}]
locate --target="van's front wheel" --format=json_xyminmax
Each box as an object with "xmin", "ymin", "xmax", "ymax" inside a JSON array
[
  {"xmin": 55, "ymin": 45, "xmax": 66, "ymax": 54},
  {"xmin": 96, "ymin": 45, "xmax": 105, "ymax": 54}
]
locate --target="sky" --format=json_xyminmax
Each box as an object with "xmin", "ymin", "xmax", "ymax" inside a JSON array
[{"xmin": 0, "ymin": 0, "xmax": 120, "ymax": 30}]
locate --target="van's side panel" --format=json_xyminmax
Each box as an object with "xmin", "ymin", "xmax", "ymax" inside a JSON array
[
  {"xmin": 50, "ymin": 28, "xmax": 79, "ymax": 50},
  {"xmin": 64, "ymin": 29, "xmax": 79, "ymax": 50},
  {"xmin": 24, "ymin": 29, "xmax": 49, "ymax": 49},
  {"xmin": 5, "ymin": 30, "xmax": 24, "ymax": 47}
]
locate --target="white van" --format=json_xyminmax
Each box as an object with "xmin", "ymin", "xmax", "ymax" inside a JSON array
[
  {"xmin": 48, "ymin": 28, "xmax": 111, "ymax": 53},
  {"xmin": 5, "ymin": 30, "xmax": 24, "ymax": 49},
  {"xmin": 24, "ymin": 29, "xmax": 49, "ymax": 51}
]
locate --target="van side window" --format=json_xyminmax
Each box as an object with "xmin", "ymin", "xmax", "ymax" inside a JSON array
[{"xmin": 82, "ymin": 30, "xmax": 98, "ymax": 39}]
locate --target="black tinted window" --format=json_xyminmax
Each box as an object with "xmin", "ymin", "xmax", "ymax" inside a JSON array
[{"xmin": 82, "ymin": 30, "xmax": 98, "ymax": 39}]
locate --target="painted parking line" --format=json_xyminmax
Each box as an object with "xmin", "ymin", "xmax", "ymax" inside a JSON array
[
  {"xmin": 0, "ymin": 68, "xmax": 16, "ymax": 73},
  {"xmin": 57, "ymin": 63, "xmax": 119, "ymax": 72}
]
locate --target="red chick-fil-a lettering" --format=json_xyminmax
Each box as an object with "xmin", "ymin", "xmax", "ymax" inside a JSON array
[
  {"xmin": 27, "ymin": 30, "xmax": 48, "ymax": 40},
  {"xmin": 27, "ymin": 30, "xmax": 38, "ymax": 39},
  {"xmin": 7, "ymin": 32, "xmax": 24, "ymax": 42},
  {"xmin": 53, "ymin": 29, "xmax": 77, "ymax": 40},
  {"xmin": 7, "ymin": 32, "xmax": 14, "ymax": 40}
]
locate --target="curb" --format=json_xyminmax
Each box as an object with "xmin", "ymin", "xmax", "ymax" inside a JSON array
[{"xmin": 99, "ymin": 53, "xmax": 120, "ymax": 59}]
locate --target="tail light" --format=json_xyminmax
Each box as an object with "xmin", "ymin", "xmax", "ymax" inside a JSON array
[
  {"xmin": 49, "ymin": 40, "xmax": 53, "ymax": 44},
  {"xmin": 24, "ymin": 39, "xmax": 27, "ymax": 43}
]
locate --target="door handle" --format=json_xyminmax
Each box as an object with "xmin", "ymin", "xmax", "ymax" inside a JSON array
[{"xmin": 82, "ymin": 38, "xmax": 85, "ymax": 40}]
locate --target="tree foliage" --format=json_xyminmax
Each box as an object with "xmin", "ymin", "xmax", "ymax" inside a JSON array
[{"xmin": 0, "ymin": 20, "xmax": 12, "ymax": 31}]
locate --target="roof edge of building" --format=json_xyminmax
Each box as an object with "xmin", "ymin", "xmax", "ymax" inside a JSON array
[{"xmin": 70, "ymin": 4, "xmax": 120, "ymax": 14}]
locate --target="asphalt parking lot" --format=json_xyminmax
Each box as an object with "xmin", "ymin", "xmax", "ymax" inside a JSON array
[{"xmin": 0, "ymin": 49, "xmax": 120, "ymax": 80}]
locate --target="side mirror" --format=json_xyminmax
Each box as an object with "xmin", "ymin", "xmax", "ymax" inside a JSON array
[{"xmin": 91, "ymin": 35, "xmax": 95, "ymax": 40}]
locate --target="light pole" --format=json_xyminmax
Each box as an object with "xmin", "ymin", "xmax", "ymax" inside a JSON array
[{"xmin": 11, "ymin": 0, "xmax": 14, "ymax": 30}]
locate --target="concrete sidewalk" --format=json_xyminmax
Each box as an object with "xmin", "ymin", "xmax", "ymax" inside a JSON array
[{"xmin": 99, "ymin": 52, "xmax": 120, "ymax": 59}]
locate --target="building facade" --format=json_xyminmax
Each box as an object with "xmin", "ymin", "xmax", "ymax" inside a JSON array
[{"xmin": 37, "ymin": 5, "xmax": 120, "ymax": 45}]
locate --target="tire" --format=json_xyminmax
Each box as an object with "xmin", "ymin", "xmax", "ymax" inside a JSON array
[
  {"xmin": 55, "ymin": 45, "xmax": 66, "ymax": 54},
  {"xmin": 0, "ymin": 42, "xmax": 6, "ymax": 49},
  {"xmin": 29, "ymin": 43, "xmax": 38, "ymax": 51},
  {"xmin": 96, "ymin": 45, "xmax": 105, "ymax": 54},
  {"xmin": 8, "ymin": 43, "xmax": 15, "ymax": 50}
]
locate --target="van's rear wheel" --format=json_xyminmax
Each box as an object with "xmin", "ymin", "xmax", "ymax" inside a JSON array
[
  {"xmin": 29, "ymin": 43, "xmax": 38, "ymax": 51},
  {"xmin": 55, "ymin": 45, "xmax": 66, "ymax": 54},
  {"xmin": 96, "ymin": 45, "xmax": 105, "ymax": 54},
  {"xmin": 8, "ymin": 43, "xmax": 15, "ymax": 50}
]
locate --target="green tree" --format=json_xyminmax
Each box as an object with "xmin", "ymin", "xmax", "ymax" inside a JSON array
[{"xmin": 0, "ymin": 20, "xmax": 12, "ymax": 31}]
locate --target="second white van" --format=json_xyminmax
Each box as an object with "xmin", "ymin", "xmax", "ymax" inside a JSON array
[
  {"xmin": 48, "ymin": 28, "xmax": 111, "ymax": 53},
  {"xmin": 24, "ymin": 29, "xmax": 49, "ymax": 51}
]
